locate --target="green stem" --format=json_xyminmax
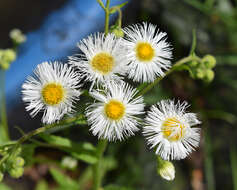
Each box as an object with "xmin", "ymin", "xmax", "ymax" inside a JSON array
[
  {"xmin": 93, "ymin": 139, "xmax": 108, "ymax": 190},
  {"xmin": 136, "ymin": 55, "xmax": 200, "ymax": 97},
  {"xmin": 0, "ymin": 70, "xmax": 9, "ymax": 142},
  {"xmin": 110, "ymin": 7, "xmax": 122, "ymax": 28},
  {"xmin": 104, "ymin": 0, "xmax": 110, "ymax": 35},
  {"xmin": 203, "ymin": 126, "xmax": 215, "ymax": 190},
  {"xmin": 91, "ymin": 1, "xmax": 110, "ymax": 189},
  {"xmin": 16, "ymin": 115, "xmax": 86, "ymax": 145}
]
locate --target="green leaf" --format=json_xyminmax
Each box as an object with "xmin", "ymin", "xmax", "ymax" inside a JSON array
[
  {"xmin": 116, "ymin": 1, "xmax": 128, "ymax": 9},
  {"xmin": 35, "ymin": 180, "xmax": 49, "ymax": 190},
  {"xmin": 0, "ymin": 124, "xmax": 9, "ymax": 144},
  {"xmin": 110, "ymin": 1, "xmax": 128, "ymax": 14},
  {"xmin": 49, "ymin": 168, "xmax": 79, "ymax": 190},
  {"xmin": 40, "ymin": 134, "xmax": 98, "ymax": 164},
  {"xmin": 0, "ymin": 141, "xmax": 17, "ymax": 148}
]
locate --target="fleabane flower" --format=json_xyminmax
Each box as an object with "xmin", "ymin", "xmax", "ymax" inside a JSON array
[
  {"xmin": 22, "ymin": 62, "xmax": 81, "ymax": 124},
  {"xmin": 86, "ymin": 82, "xmax": 144, "ymax": 141},
  {"xmin": 122, "ymin": 22, "xmax": 172, "ymax": 83},
  {"xmin": 69, "ymin": 33, "xmax": 128, "ymax": 89},
  {"xmin": 143, "ymin": 100, "xmax": 201, "ymax": 160}
]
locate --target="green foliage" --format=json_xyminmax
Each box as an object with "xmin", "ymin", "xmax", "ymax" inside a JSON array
[
  {"xmin": 40, "ymin": 134, "xmax": 98, "ymax": 164},
  {"xmin": 21, "ymin": 144, "xmax": 36, "ymax": 166},
  {"xmin": 0, "ymin": 171, "xmax": 3, "ymax": 182},
  {"xmin": 104, "ymin": 185, "xmax": 134, "ymax": 190},
  {"xmin": 0, "ymin": 183, "xmax": 12, "ymax": 190},
  {"xmin": 49, "ymin": 167, "xmax": 79, "ymax": 190}
]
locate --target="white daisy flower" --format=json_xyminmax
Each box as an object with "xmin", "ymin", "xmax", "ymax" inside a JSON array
[
  {"xmin": 22, "ymin": 62, "xmax": 81, "ymax": 124},
  {"xmin": 69, "ymin": 33, "xmax": 128, "ymax": 89},
  {"xmin": 143, "ymin": 100, "xmax": 201, "ymax": 160},
  {"xmin": 122, "ymin": 22, "xmax": 172, "ymax": 83},
  {"xmin": 86, "ymin": 82, "xmax": 144, "ymax": 141}
]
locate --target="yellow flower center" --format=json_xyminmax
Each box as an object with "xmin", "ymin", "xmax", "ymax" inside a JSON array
[
  {"xmin": 91, "ymin": 52, "xmax": 114, "ymax": 74},
  {"xmin": 136, "ymin": 42, "xmax": 155, "ymax": 62},
  {"xmin": 104, "ymin": 100, "xmax": 125, "ymax": 120},
  {"xmin": 162, "ymin": 117, "xmax": 185, "ymax": 141},
  {"xmin": 41, "ymin": 83, "xmax": 64, "ymax": 105}
]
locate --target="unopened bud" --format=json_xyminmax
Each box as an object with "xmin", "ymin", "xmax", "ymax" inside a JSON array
[
  {"xmin": 61, "ymin": 156, "xmax": 77, "ymax": 170},
  {"xmin": 196, "ymin": 68, "xmax": 205, "ymax": 79},
  {"xmin": 0, "ymin": 62, "xmax": 10, "ymax": 70},
  {"xmin": 204, "ymin": 69, "xmax": 215, "ymax": 82},
  {"xmin": 157, "ymin": 156, "xmax": 175, "ymax": 181},
  {"xmin": 4, "ymin": 49, "xmax": 16, "ymax": 63},
  {"xmin": 13, "ymin": 157, "xmax": 25, "ymax": 168},
  {"xmin": 202, "ymin": 55, "xmax": 216, "ymax": 69},
  {"xmin": 111, "ymin": 28, "xmax": 124, "ymax": 38},
  {"xmin": 9, "ymin": 167, "xmax": 24, "ymax": 178}
]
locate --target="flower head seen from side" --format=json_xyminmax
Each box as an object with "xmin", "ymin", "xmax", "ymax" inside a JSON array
[
  {"xmin": 157, "ymin": 156, "xmax": 175, "ymax": 181},
  {"xmin": 143, "ymin": 100, "xmax": 201, "ymax": 160},
  {"xmin": 22, "ymin": 62, "xmax": 81, "ymax": 124},
  {"xmin": 69, "ymin": 33, "xmax": 128, "ymax": 89},
  {"xmin": 86, "ymin": 82, "xmax": 144, "ymax": 141},
  {"xmin": 122, "ymin": 22, "xmax": 172, "ymax": 83}
]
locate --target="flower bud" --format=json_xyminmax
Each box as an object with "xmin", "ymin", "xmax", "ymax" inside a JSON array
[
  {"xmin": 13, "ymin": 157, "xmax": 25, "ymax": 168},
  {"xmin": 204, "ymin": 69, "xmax": 215, "ymax": 82},
  {"xmin": 111, "ymin": 28, "xmax": 124, "ymax": 38},
  {"xmin": 10, "ymin": 29, "xmax": 26, "ymax": 44},
  {"xmin": 196, "ymin": 68, "xmax": 205, "ymax": 79},
  {"xmin": 0, "ymin": 62, "xmax": 10, "ymax": 70},
  {"xmin": 157, "ymin": 156, "xmax": 175, "ymax": 181},
  {"xmin": 61, "ymin": 156, "xmax": 77, "ymax": 170},
  {"xmin": 9, "ymin": 167, "xmax": 24, "ymax": 178},
  {"xmin": 3, "ymin": 49, "xmax": 16, "ymax": 63},
  {"xmin": 202, "ymin": 55, "xmax": 216, "ymax": 69}
]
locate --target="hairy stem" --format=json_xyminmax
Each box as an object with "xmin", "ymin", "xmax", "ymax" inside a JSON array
[
  {"xmin": 104, "ymin": 0, "xmax": 111, "ymax": 35},
  {"xmin": 92, "ymin": 1, "xmax": 110, "ymax": 189},
  {"xmin": 93, "ymin": 139, "xmax": 108, "ymax": 190},
  {"xmin": 16, "ymin": 115, "xmax": 86, "ymax": 145}
]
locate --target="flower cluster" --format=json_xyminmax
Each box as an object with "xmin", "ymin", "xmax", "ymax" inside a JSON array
[{"xmin": 22, "ymin": 22, "xmax": 201, "ymax": 161}]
